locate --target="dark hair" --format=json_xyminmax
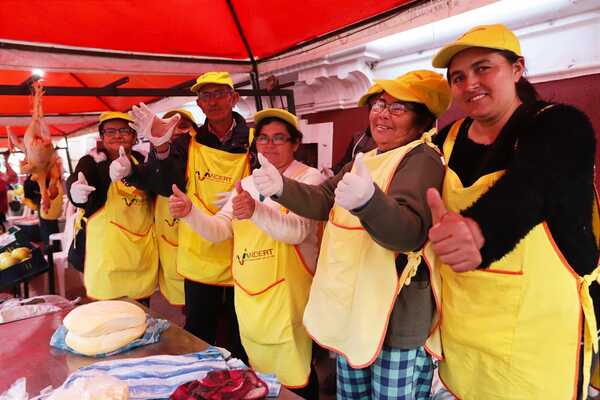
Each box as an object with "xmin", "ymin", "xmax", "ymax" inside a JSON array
[
  {"xmin": 446, "ymin": 49, "xmax": 540, "ymax": 106},
  {"xmin": 408, "ymin": 101, "xmax": 436, "ymax": 132},
  {"xmin": 496, "ymin": 50, "xmax": 540, "ymax": 105},
  {"xmin": 254, "ymin": 116, "xmax": 303, "ymax": 144}
]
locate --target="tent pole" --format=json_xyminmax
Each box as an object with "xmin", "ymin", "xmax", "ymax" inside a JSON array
[
  {"xmin": 63, "ymin": 136, "xmax": 73, "ymax": 174},
  {"xmin": 225, "ymin": 0, "xmax": 263, "ymax": 111}
]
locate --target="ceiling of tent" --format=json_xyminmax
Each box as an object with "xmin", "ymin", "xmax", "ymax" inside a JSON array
[{"xmin": 0, "ymin": 0, "xmax": 415, "ymax": 138}]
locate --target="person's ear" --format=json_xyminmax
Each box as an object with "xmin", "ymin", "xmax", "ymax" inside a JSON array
[
  {"xmin": 513, "ymin": 57, "xmax": 525, "ymax": 82},
  {"xmin": 230, "ymin": 91, "xmax": 240, "ymax": 107}
]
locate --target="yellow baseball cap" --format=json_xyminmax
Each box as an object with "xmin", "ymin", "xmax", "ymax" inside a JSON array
[
  {"xmin": 190, "ymin": 71, "xmax": 234, "ymax": 93},
  {"xmin": 99, "ymin": 111, "xmax": 134, "ymax": 123},
  {"xmin": 374, "ymin": 70, "xmax": 451, "ymax": 117},
  {"xmin": 357, "ymin": 83, "xmax": 383, "ymax": 107},
  {"xmin": 432, "ymin": 24, "xmax": 521, "ymax": 68},
  {"xmin": 164, "ymin": 108, "xmax": 196, "ymax": 124},
  {"xmin": 254, "ymin": 108, "xmax": 299, "ymax": 130}
]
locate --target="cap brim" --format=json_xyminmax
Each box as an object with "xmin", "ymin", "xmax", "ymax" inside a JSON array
[
  {"xmin": 254, "ymin": 109, "xmax": 298, "ymax": 130},
  {"xmin": 374, "ymin": 79, "xmax": 422, "ymax": 104},
  {"xmin": 358, "ymin": 87, "xmax": 383, "ymax": 107},
  {"xmin": 431, "ymin": 43, "xmax": 475, "ymax": 68}
]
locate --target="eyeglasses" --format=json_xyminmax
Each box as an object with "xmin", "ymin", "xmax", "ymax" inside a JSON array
[
  {"xmin": 197, "ymin": 89, "xmax": 233, "ymax": 102},
  {"xmin": 372, "ymin": 100, "xmax": 413, "ymax": 116},
  {"xmin": 255, "ymin": 134, "xmax": 292, "ymax": 145},
  {"xmin": 102, "ymin": 127, "xmax": 135, "ymax": 136}
]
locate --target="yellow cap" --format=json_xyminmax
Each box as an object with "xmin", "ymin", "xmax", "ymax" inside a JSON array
[
  {"xmin": 357, "ymin": 84, "xmax": 383, "ymax": 107},
  {"xmin": 374, "ymin": 70, "xmax": 451, "ymax": 117},
  {"xmin": 164, "ymin": 108, "xmax": 196, "ymax": 125},
  {"xmin": 99, "ymin": 111, "xmax": 134, "ymax": 123},
  {"xmin": 432, "ymin": 24, "xmax": 521, "ymax": 68},
  {"xmin": 190, "ymin": 71, "xmax": 234, "ymax": 93},
  {"xmin": 254, "ymin": 108, "xmax": 299, "ymax": 130}
]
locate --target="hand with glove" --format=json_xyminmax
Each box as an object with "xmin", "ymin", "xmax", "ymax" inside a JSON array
[
  {"xmin": 252, "ymin": 153, "xmax": 283, "ymax": 198},
  {"xmin": 70, "ymin": 172, "xmax": 96, "ymax": 204},
  {"xmin": 334, "ymin": 153, "xmax": 375, "ymax": 210},
  {"xmin": 129, "ymin": 103, "xmax": 181, "ymax": 148},
  {"xmin": 109, "ymin": 146, "xmax": 132, "ymax": 182},
  {"xmin": 232, "ymin": 181, "xmax": 255, "ymax": 220},
  {"xmin": 169, "ymin": 184, "xmax": 192, "ymax": 219},
  {"xmin": 426, "ymin": 188, "xmax": 483, "ymax": 272}
]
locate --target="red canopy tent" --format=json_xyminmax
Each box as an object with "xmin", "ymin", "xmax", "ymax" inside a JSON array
[{"xmin": 0, "ymin": 0, "xmax": 417, "ymax": 140}]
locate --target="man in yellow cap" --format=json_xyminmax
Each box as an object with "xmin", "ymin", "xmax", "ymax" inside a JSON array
[
  {"xmin": 127, "ymin": 72, "xmax": 251, "ymax": 361},
  {"xmin": 66, "ymin": 112, "xmax": 158, "ymax": 302}
]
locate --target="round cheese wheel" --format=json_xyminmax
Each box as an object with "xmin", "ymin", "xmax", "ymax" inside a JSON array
[
  {"xmin": 63, "ymin": 301, "xmax": 146, "ymax": 337},
  {"xmin": 65, "ymin": 322, "xmax": 146, "ymax": 356}
]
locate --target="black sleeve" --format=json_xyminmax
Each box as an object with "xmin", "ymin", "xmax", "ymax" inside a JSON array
[
  {"xmin": 462, "ymin": 105, "xmax": 596, "ymax": 266},
  {"xmin": 23, "ymin": 177, "xmax": 41, "ymax": 206},
  {"xmin": 66, "ymin": 155, "xmax": 110, "ymax": 216},
  {"xmin": 138, "ymin": 135, "xmax": 189, "ymax": 196}
]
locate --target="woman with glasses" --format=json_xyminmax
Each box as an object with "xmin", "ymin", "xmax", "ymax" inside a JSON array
[
  {"xmin": 168, "ymin": 108, "xmax": 323, "ymax": 399},
  {"xmin": 66, "ymin": 112, "xmax": 158, "ymax": 301},
  {"xmin": 251, "ymin": 71, "xmax": 450, "ymax": 399}
]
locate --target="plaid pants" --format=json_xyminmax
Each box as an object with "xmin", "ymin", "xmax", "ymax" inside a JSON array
[{"xmin": 337, "ymin": 346, "xmax": 433, "ymax": 399}]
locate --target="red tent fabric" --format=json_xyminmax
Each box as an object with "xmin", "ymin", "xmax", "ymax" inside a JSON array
[{"xmin": 0, "ymin": 0, "xmax": 414, "ymax": 136}]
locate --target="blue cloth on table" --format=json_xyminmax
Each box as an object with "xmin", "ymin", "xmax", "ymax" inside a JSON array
[
  {"xmin": 52, "ymin": 346, "xmax": 281, "ymax": 399},
  {"xmin": 49, "ymin": 316, "xmax": 170, "ymax": 357}
]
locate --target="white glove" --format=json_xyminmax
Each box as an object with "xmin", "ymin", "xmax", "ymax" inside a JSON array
[
  {"xmin": 129, "ymin": 103, "xmax": 180, "ymax": 147},
  {"xmin": 213, "ymin": 191, "xmax": 233, "ymax": 210},
  {"xmin": 70, "ymin": 172, "xmax": 96, "ymax": 204},
  {"xmin": 334, "ymin": 153, "xmax": 375, "ymax": 210},
  {"xmin": 252, "ymin": 153, "xmax": 283, "ymax": 198},
  {"xmin": 109, "ymin": 146, "xmax": 132, "ymax": 182}
]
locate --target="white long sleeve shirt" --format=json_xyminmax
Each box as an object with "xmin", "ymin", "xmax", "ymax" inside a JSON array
[{"xmin": 183, "ymin": 160, "xmax": 324, "ymax": 271}]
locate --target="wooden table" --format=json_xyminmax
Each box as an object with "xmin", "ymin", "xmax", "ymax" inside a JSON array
[{"xmin": 0, "ymin": 305, "xmax": 302, "ymax": 399}]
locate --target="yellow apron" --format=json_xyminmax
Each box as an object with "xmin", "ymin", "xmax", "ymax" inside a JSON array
[
  {"xmin": 426, "ymin": 119, "xmax": 600, "ymax": 399},
  {"xmin": 155, "ymin": 195, "xmax": 184, "ymax": 305},
  {"xmin": 303, "ymin": 132, "xmax": 435, "ymax": 368},
  {"xmin": 84, "ymin": 180, "xmax": 158, "ymax": 300},
  {"xmin": 40, "ymin": 182, "xmax": 63, "ymax": 220},
  {"xmin": 232, "ymin": 176, "xmax": 314, "ymax": 387},
  {"xmin": 177, "ymin": 137, "xmax": 250, "ymax": 285}
]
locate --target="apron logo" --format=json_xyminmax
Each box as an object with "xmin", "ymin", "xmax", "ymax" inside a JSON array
[
  {"xmin": 236, "ymin": 247, "xmax": 274, "ymax": 265},
  {"xmin": 195, "ymin": 169, "xmax": 232, "ymax": 184},
  {"xmin": 165, "ymin": 218, "xmax": 179, "ymax": 227},
  {"xmin": 122, "ymin": 197, "xmax": 139, "ymax": 207}
]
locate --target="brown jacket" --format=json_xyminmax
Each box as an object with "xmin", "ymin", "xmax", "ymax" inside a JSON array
[{"xmin": 276, "ymin": 143, "xmax": 444, "ymax": 349}]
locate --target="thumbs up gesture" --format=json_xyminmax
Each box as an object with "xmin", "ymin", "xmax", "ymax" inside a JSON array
[
  {"xmin": 109, "ymin": 146, "xmax": 132, "ymax": 182},
  {"xmin": 129, "ymin": 103, "xmax": 181, "ymax": 147},
  {"xmin": 426, "ymin": 188, "xmax": 484, "ymax": 272},
  {"xmin": 232, "ymin": 181, "xmax": 255, "ymax": 220},
  {"xmin": 168, "ymin": 184, "xmax": 192, "ymax": 218},
  {"xmin": 70, "ymin": 172, "xmax": 96, "ymax": 204},
  {"xmin": 252, "ymin": 153, "xmax": 283, "ymax": 198},
  {"xmin": 334, "ymin": 153, "xmax": 375, "ymax": 211}
]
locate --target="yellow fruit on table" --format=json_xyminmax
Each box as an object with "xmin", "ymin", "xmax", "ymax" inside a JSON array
[
  {"xmin": 11, "ymin": 247, "xmax": 31, "ymax": 261},
  {"xmin": 0, "ymin": 253, "xmax": 19, "ymax": 270}
]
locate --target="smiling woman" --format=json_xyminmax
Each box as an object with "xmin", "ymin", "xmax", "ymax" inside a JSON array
[
  {"xmin": 428, "ymin": 24, "xmax": 600, "ymax": 399},
  {"xmin": 251, "ymin": 71, "xmax": 450, "ymax": 399},
  {"xmin": 66, "ymin": 111, "xmax": 158, "ymax": 301}
]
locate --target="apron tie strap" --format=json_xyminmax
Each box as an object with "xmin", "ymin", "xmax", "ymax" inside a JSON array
[
  {"xmin": 579, "ymin": 265, "xmax": 600, "ymax": 397},
  {"xmin": 400, "ymin": 251, "xmax": 422, "ymax": 288}
]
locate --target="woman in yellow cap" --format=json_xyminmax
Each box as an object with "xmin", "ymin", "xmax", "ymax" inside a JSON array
[
  {"xmin": 252, "ymin": 71, "xmax": 450, "ymax": 399},
  {"xmin": 168, "ymin": 108, "xmax": 324, "ymax": 398},
  {"xmin": 66, "ymin": 112, "xmax": 158, "ymax": 301},
  {"xmin": 426, "ymin": 24, "xmax": 599, "ymax": 399}
]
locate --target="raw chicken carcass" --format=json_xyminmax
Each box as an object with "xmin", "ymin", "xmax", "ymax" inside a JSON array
[{"xmin": 8, "ymin": 81, "xmax": 62, "ymax": 212}]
